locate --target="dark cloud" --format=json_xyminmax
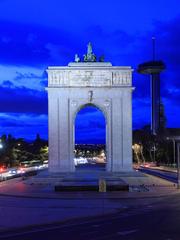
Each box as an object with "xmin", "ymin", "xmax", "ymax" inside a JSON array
[
  {"xmin": 135, "ymin": 15, "xmax": 180, "ymax": 84},
  {"xmin": 84, "ymin": 25, "xmax": 134, "ymax": 49},
  {"xmin": 2, "ymin": 80, "xmax": 14, "ymax": 88},
  {"xmin": 130, "ymin": 15, "xmax": 180, "ymax": 128},
  {"xmin": 154, "ymin": 16, "xmax": 180, "ymax": 66},
  {"xmin": 0, "ymin": 20, "xmax": 80, "ymax": 66},
  {"xmin": 0, "ymin": 113, "xmax": 48, "ymax": 140},
  {"xmin": 75, "ymin": 119, "xmax": 105, "ymax": 130},
  {"xmin": 161, "ymin": 87, "xmax": 180, "ymax": 107},
  {"xmin": 13, "ymin": 71, "xmax": 48, "ymax": 87},
  {"xmin": 0, "ymin": 118, "xmax": 45, "ymax": 128},
  {"xmin": 0, "ymin": 20, "xmax": 138, "ymax": 67},
  {"xmin": 132, "ymin": 98, "xmax": 151, "ymax": 129},
  {"xmin": 0, "ymin": 13, "xmax": 180, "ymax": 141},
  {"xmin": 75, "ymin": 128, "xmax": 105, "ymax": 144},
  {"xmin": 14, "ymin": 72, "xmax": 44, "ymax": 81},
  {"xmin": 0, "ymin": 85, "xmax": 47, "ymax": 114},
  {"xmin": 40, "ymin": 80, "xmax": 48, "ymax": 87},
  {"xmin": 75, "ymin": 106, "xmax": 106, "ymax": 143}
]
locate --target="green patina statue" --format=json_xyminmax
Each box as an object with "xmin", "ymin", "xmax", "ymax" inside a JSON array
[
  {"xmin": 83, "ymin": 42, "xmax": 96, "ymax": 62},
  {"xmin": 74, "ymin": 42, "xmax": 105, "ymax": 63}
]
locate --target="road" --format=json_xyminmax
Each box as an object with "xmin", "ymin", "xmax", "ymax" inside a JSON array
[
  {"xmin": 1, "ymin": 194, "xmax": 180, "ymax": 240},
  {"xmin": 0, "ymin": 165, "xmax": 179, "ymax": 240},
  {"xmin": 0, "ymin": 165, "xmax": 48, "ymax": 181}
]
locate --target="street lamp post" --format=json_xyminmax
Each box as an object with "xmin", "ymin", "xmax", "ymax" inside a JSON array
[
  {"xmin": 177, "ymin": 143, "xmax": 180, "ymax": 189},
  {"xmin": 173, "ymin": 139, "xmax": 176, "ymax": 167},
  {"xmin": 166, "ymin": 137, "xmax": 176, "ymax": 167},
  {"xmin": 0, "ymin": 142, "xmax": 3, "ymax": 181},
  {"xmin": 152, "ymin": 144, "xmax": 156, "ymax": 163}
]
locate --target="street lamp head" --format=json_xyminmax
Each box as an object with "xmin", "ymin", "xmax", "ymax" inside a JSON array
[{"xmin": 166, "ymin": 136, "xmax": 180, "ymax": 142}]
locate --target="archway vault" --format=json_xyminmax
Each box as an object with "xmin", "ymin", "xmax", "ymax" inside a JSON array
[
  {"xmin": 69, "ymin": 99, "xmax": 112, "ymax": 172},
  {"xmin": 73, "ymin": 103, "xmax": 108, "ymax": 123},
  {"xmin": 74, "ymin": 103, "xmax": 107, "ymax": 170},
  {"xmin": 47, "ymin": 61, "xmax": 133, "ymax": 173}
]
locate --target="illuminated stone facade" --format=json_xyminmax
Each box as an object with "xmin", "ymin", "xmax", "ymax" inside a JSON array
[{"xmin": 47, "ymin": 61, "xmax": 134, "ymax": 173}]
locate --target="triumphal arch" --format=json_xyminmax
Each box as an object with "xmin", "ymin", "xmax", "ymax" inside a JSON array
[{"xmin": 47, "ymin": 43, "xmax": 133, "ymax": 173}]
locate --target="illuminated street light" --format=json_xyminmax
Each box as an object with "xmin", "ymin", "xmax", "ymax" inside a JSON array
[
  {"xmin": 166, "ymin": 138, "xmax": 180, "ymax": 189},
  {"xmin": 0, "ymin": 143, "xmax": 3, "ymax": 149}
]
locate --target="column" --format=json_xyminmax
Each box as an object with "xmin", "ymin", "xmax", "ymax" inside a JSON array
[
  {"xmin": 48, "ymin": 90, "xmax": 59, "ymax": 173},
  {"xmin": 58, "ymin": 97, "xmax": 74, "ymax": 172},
  {"xmin": 111, "ymin": 98, "xmax": 123, "ymax": 172},
  {"xmin": 122, "ymin": 89, "xmax": 132, "ymax": 171}
]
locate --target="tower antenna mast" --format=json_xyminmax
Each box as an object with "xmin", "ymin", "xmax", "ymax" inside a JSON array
[{"xmin": 152, "ymin": 36, "xmax": 156, "ymax": 61}]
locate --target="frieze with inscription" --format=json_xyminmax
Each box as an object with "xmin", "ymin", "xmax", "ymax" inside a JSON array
[{"xmin": 48, "ymin": 68, "xmax": 132, "ymax": 87}]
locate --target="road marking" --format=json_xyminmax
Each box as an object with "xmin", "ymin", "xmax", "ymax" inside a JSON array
[
  {"xmin": 0, "ymin": 208, "xmax": 148, "ymax": 239},
  {"xmin": 117, "ymin": 229, "xmax": 139, "ymax": 236},
  {"xmin": 90, "ymin": 232, "xmax": 117, "ymax": 240},
  {"xmin": 80, "ymin": 230, "xmax": 99, "ymax": 236}
]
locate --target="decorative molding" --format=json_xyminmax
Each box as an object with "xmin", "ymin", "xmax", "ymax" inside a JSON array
[
  {"xmin": 70, "ymin": 100, "xmax": 77, "ymax": 107},
  {"xmin": 104, "ymin": 100, "xmax": 111, "ymax": 107},
  {"xmin": 48, "ymin": 68, "xmax": 132, "ymax": 87},
  {"xmin": 112, "ymin": 71, "xmax": 131, "ymax": 85}
]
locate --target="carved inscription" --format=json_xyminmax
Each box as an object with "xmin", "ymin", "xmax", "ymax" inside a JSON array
[{"xmin": 48, "ymin": 69, "xmax": 132, "ymax": 87}]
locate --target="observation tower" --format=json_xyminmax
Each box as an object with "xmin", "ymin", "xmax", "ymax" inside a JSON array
[{"xmin": 138, "ymin": 37, "xmax": 166, "ymax": 135}]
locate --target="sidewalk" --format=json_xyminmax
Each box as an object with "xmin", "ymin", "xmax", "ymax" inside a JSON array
[{"xmin": 149, "ymin": 165, "xmax": 177, "ymax": 173}]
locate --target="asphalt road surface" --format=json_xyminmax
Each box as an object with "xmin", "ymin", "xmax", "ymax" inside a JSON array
[{"xmin": 1, "ymin": 194, "xmax": 180, "ymax": 240}]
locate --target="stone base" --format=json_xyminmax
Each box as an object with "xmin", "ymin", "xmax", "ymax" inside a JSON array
[
  {"xmin": 29, "ymin": 168, "xmax": 146, "ymax": 192},
  {"xmin": 54, "ymin": 180, "xmax": 129, "ymax": 192}
]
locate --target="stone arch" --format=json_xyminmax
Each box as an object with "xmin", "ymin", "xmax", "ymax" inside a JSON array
[
  {"xmin": 73, "ymin": 102, "xmax": 108, "ymax": 125},
  {"xmin": 47, "ymin": 62, "xmax": 133, "ymax": 173}
]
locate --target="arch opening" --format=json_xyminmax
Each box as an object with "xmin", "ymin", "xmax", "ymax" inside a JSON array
[{"xmin": 74, "ymin": 104, "xmax": 106, "ymax": 171}]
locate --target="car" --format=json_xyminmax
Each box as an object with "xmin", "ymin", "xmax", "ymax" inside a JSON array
[
  {"xmin": 74, "ymin": 157, "xmax": 88, "ymax": 166},
  {"xmin": 19, "ymin": 161, "xmax": 31, "ymax": 168},
  {"xmin": 141, "ymin": 162, "xmax": 157, "ymax": 168},
  {"xmin": 8, "ymin": 168, "xmax": 18, "ymax": 175},
  {"xmin": 17, "ymin": 168, "xmax": 25, "ymax": 174}
]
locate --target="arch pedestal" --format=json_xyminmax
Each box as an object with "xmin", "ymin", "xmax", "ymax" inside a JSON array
[{"xmin": 47, "ymin": 62, "xmax": 133, "ymax": 173}]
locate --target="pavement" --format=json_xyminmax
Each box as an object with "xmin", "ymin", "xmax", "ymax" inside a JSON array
[
  {"xmin": 0, "ymin": 169, "xmax": 179, "ymax": 232},
  {"xmin": 141, "ymin": 165, "xmax": 177, "ymax": 173}
]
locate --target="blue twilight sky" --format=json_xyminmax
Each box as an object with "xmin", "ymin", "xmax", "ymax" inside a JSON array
[{"xmin": 0, "ymin": 0, "xmax": 180, "ymax": 143}]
